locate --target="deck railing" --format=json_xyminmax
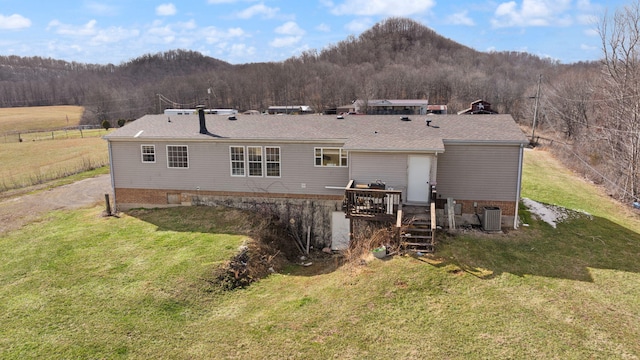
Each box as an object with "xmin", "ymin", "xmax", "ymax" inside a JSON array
[{"xmin": 344, "ymin": 180, "xmax": 402, "ymax": 220}]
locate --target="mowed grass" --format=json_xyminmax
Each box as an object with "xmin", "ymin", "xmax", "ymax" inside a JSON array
[
  {"xmin": 0, "ymin": 105, "xmax": 84, "ymax": 134},
  {"xmin": 1, "ymin": 149, "xmax": 640, "ymax": 359}
]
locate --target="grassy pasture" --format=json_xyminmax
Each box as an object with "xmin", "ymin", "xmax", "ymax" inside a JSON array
[
  {"xmin": 0, "ymin": 106, "xmax": 109, "ymax": 192},
  {"xmin": 0, "ymin": 105, "xmax": 84, "ymax": 135},
  {"xmin": 0, "ymin": 137, "xmax": 109, "ymax": 192},
  {"xmin": 0, "ymin": 149, "xmax": 639, "ymax": 358}
]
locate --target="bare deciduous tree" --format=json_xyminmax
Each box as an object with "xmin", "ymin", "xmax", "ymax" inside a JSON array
[{"xmin": 598, "ymin": 0, "xmax": 640, "ymax": 201}]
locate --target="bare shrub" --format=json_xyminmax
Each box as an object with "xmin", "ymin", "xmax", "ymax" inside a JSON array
[{"xmin": 345, "ymin": 220, "xmax": 399, "ymax": 263}]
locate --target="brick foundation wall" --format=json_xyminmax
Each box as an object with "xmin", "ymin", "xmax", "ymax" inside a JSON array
[
  {"xmin": 115, "ymin": 188, "xmax": 343, "ymax": 208},
  {"xmin": 435, "ymin": 198, "xmax": 517, "ymax": 216}
]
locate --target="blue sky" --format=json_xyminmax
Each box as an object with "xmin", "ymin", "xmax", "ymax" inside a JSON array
[{"xmin": 0, "ymin": 0, "xmax": 629, "ymax": 65}]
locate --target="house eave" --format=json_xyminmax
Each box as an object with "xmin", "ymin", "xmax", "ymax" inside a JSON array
[
  {"xmin": 346, "ymin": 148, "xmax": 444, "ymax": 154},
  {"xmin": 443, "ymin": 139, "xmax": 529, "ymax": 146},
  {"xmin": 104, "ymin": 136, "xmax": 347, "ymax": 145}
]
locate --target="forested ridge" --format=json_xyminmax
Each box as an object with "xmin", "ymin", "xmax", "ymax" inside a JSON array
[{"xmin": 2, "ymin": 15, "xmax": 639, "ymax": 204}]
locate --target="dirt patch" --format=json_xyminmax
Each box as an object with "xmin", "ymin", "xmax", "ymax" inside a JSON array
[{"xmin": 0, "ymin": 174, "xmax": 111, "ymax": 234}]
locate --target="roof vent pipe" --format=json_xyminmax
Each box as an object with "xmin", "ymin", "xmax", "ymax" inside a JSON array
[
  {"xmin": 400, "ymin": 116, "xmax": 411, "ymax": 121},
  {"xmin": 426, "ymin": 120, "xmax": 432, "ymax": 127},
  {"xmin": 196, "ymin": 105, "xmax": 208, "ymax": 134}
]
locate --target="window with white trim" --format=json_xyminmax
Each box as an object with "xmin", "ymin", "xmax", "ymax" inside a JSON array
[
  {"xmin": 141, "ymin": 145, "xmax": 155, "ymax": 163},
  {"xmin": 247, "ymin": 146, "xmax": 263, "ymax": 177},
  {"xmin": 315, "ymin": 147, "xmax": 347, "ymax": 167},
  {"xmin": 265, "ymin": 147, "xmax": 281, "ymax": 177},
  {"xmin": 230, "ymin": 146, "xmax": 245, "ymax": 176},
  {"xmin": 166, "ymin": 145, "xmax": 188, "ymax": 168}
]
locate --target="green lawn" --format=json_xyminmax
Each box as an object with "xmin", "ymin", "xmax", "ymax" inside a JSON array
[{"xmin": 1, "ymin": 149, "xmax": 639, "ymax": 359}]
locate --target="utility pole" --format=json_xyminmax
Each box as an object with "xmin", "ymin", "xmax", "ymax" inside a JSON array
[{"xmin": 531, "ymin": 74, "xmax": 542, "ymax": 145}]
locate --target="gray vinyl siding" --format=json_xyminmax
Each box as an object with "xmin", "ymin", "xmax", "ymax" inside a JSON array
[
  {"xmin": 350, "ymin": 152, "xmax": 408, "ymax": 192},
  {"xmin": 436, "ymin": 144, "xmax": 521, "ymax": 201},
  {"xmin": 109, "ymin": 140, "xmax": 349, "ymax": 196}
]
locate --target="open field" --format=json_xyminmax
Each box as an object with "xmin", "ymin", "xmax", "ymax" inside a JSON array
[
  {"xmin": 0, "ymin": 149, "xmax": 639, "ymax": 358},
  {"xmin": 0, "ymin": 137, "xmax": 109, "ymax": 192},
  {"xmin": 0, "ymin": 106, "xmax": 84, "ymax": 135},
  {"xmin": 0, "ymin": 105, "xmax": 109, "ymax": 192}
]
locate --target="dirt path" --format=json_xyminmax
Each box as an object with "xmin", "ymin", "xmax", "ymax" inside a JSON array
[{"xmin": 0, "ymin": 174, "xmax": 112, "ymax": 234}]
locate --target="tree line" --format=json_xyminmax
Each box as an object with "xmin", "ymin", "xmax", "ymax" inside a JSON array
[{"xmin": 2, "ymin": 13, "xmax": 639, "ymax": 204}]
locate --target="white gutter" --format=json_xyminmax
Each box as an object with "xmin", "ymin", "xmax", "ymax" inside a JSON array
[
  {"xmin": 107, "ymin": 140, "xmax": 116, "ymax": 211},
  {"xmin": 513, "ymin": 143, "xmax": 524, "ymax": 229}
]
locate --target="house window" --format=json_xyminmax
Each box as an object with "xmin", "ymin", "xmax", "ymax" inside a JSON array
[
  {"xmin": 141, "ymin": 145, "xmax": 155, "ymax": 163},
  {"xmin": 166, "ymin": 145, "xmax": 188, "ymax": 168},
  {"xmin": 265, "ymin": 147, "xmax": 281, "ymax": 177},
  {"xmin": 248, "ymin": 146, "xmax": 263, "ymax": 177},
  {"xmin": 315, "ymin": 147, "xmax": 347, "ymax": 167},
  {"xmin": 230, "ymin": 146, "xmax": 245, "ymax": 176}
]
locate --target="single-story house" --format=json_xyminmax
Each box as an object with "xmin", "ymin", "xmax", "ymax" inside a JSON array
[{"xmin": 104, "ymin": 109, "xmax": 528, "ymax": 249}]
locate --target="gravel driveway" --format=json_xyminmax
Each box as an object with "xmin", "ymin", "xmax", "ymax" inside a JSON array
[{"xmin": 0, "ymin": 174, "xmax": 112, "ymax": 234}]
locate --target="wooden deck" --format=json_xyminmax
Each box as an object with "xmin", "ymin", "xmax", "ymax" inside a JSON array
[{"xmin": 343, "ymin": 180, "xmax": 402, "ymax": 222}]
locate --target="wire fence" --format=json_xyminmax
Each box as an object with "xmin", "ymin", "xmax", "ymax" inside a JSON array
[{"xmin": 1, "ymin": 125, "xmax": 105, "ymax": 143}]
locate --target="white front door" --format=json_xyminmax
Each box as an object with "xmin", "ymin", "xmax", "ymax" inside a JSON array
[{"xmin": 407, "ymin": 155, "xmax": 431, "ymax": 204}]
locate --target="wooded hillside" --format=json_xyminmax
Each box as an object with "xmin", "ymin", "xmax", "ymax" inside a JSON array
[
  {"xmin": 0, "ymin": 18, "xmax": 567, "ymax": 123},
  {"xmin": 3, "ymin": 16, "xmax": 637, "ymax": 204}
]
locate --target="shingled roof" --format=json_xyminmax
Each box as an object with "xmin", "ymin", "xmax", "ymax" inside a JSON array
[{"xmin": 105, "ymin": 114, "xmax": 528, "ymax": 152}]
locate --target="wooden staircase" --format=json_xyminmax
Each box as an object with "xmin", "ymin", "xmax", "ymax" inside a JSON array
[{"xmin": 399, "ymin": 204, "xmax": 436, "ymax": 253}]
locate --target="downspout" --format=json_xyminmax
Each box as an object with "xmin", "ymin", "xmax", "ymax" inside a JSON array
[
  {"xmin": 107, "ymin": 140, "xmax": 116, "ymax": 212},
  {"xmin": 513, "ymin": 143, "xmax": 524, "ymax": 229}
]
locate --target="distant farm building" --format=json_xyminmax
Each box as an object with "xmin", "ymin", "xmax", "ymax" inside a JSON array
[
  {"xmin": 267, "ymin": 105, "xmax": 313, "ymax": 115},
  {"xmin": 457, "ymin": 100, "xmax": 498, "ymax": 115},
  {"xmin": 338, "ymin": 99, "xmax": 445, "ymax": 115}
]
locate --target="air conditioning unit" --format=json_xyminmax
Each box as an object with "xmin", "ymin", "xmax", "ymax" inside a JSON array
[{"xmin": 483, "ymin": 206, "xmax": 502, "ymax": 231}]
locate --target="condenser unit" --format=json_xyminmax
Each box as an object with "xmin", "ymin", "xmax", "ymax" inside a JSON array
[{"xmin": 482, "ymin": 206, "xmax": 502, "ymax": 231}]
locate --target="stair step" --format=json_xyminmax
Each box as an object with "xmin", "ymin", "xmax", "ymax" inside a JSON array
[
  {"xmin": 403, "ymin": 243, "xmax": 435, "ymax": 251},
  {"xmin": 405, "ymin": 220, "xmax": 431, "ymax": 226},
  {"xmin": 401, "ymin": 234, "xmax": 432, "ymax": 239},
  {"xmin": 403, "ymin": 241, "xmax": 434, "ymax": 245},
  {"xmin": 403, "ymin": 228, "xmax": 432, "ymax": 233}
]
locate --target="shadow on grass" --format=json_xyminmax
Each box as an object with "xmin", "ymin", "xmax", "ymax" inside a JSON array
[
  {"xmin": 123, "ymin": 205, "xmax": 640, "ymax": 282},
  {"xmin": 125, "ymin": 206, "xmax": 259, "ymax": 235},
  {"xmin": 434, "ymin": 213, "xmax": 640, "ymax": 282},
  {"xmin": 125, "ymin": 206, "xmax": 348, "ymax": 277}
]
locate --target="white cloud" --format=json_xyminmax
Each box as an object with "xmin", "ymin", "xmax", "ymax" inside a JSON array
[
  {"xmin": 176, "ymin": 20, "xmax": 197, "ymax": 30},
  {"xmin": 202, "ymin": 26, "xmax": 247, "ymax": 44},
  {"xmin": 329, "ymin": 0, "xmax": 435, "ymax": 16},
  {"xmin": 229, "ymin": 43, "xmax": 256, "ymax": 57},
  {"xmin": 584, "ymin": 28, "xmax": 598, "ymax": 37},
  {"xmin": 316, "ymin": 23, "xmax": 331, "ymax": 32},
  {"xmin": 156, "ymin": 4, "xmax": 177, "ymax": 16},
  {"xmin": 48, "ymin": 19, "xmax": 98, "ymax": 36},
  {"xmin": 269, "ymin": 36, "xmax": 302, "ymax": 48},
  {"xmin": 577, "ymin": 14, "xmax": 597, "ymax": 26},
  {"xmin": 580, "ymin": 43, "xmax": 597, "ymax": 51},
  {"xmin": 90, "ymin": 27, "xmax": 140, "ymax": 46},
  {"xmin": 235, "ymin": 4, "xmax": 279, "ymax": 19},
  {"xmin": 274, "ymin": 21, "xmax": 305, "ymax": 36},
  {"xmin": 446, "ymin": 10, "xmax": 475, "ymax": 26},
  {"xmin": 85, "ymin": 1, "xmax": 119, "ymax": 16},
  {"xmin": 345, "ymin": 18, "xmax": 373, "ymax": 33},
  {"xmin": 0, "ymin": 14, "xmax": 32, "ymax": 30},
  {"xmin": 491, "ymin": 0, "xmax": 573, "ymax": 28}
]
